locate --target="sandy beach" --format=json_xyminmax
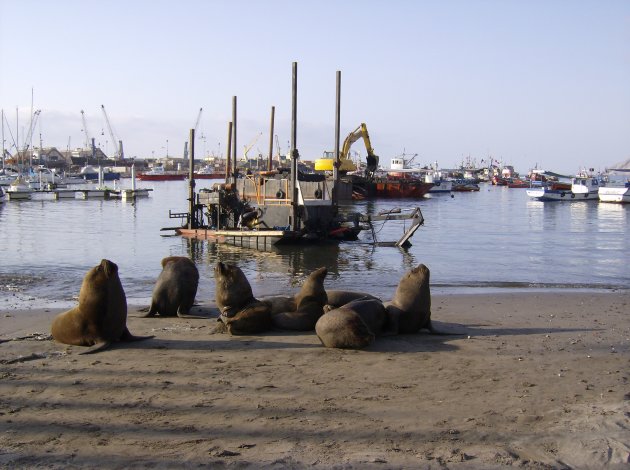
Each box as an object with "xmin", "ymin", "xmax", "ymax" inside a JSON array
[{"xmin": 1, "ymin": 291, "xmax": 629, "ymax": 469}]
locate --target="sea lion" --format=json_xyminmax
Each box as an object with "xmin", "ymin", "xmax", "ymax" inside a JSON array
[
  {"xmin": 214, "ymin": 262, "xmax": 272, "ymax": 335},
  {"xmin": 271, "ymin": 267, "xmax": 328, "ymax": 331},
  {"xmin": 143, "ymin": 256, "xmax": 202, "ymax": 318},
  {"xmin": 315, "ymin": 299, "xmax": 386, "ymax": 349},
  {"xmin": 325, "ymin": 290, "xmax": 380, "ymax": 309},
  {"xmin": 51, "ymin": 259, "xmax": 153, "ymax": 354},
  {"xmin": 384, "ymin": 263, "xmax": 440, "ymax": 334}
]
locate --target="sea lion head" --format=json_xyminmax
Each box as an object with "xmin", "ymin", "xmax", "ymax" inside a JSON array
[
  {"xmin": 160, "ymin": 256, "xmax": 180, "ymax": 268},
  {"xmin": 99, "ymin": 259, "xmax": 118, "ymax": 278},
  {"xmin": 79, "ymin": 259, "xmax": 118, "ymax": 299},
  {"xmin": 295, "ymin": 267, "xmax": 328, "ymax": 303},
  {"xmin": 392, "ymin": 263, "xmax": 430, "ymax": 312},
  {"xmin": 214, "ymin": 262, "xmax": 254, "ymax": 316}
]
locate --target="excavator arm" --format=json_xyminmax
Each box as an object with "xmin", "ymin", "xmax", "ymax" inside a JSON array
[{"xmin": 314, "ymin": 122, "xmax": 379, "ymax": 179}]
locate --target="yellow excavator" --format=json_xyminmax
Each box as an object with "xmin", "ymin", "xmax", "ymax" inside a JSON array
[{"xmin": 314, "ymin": 123, "xmax": 379, "ymax": 179}]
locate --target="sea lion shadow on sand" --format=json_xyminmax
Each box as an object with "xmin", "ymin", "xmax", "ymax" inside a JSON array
[
  {"xmin": 143, "ymin": 336, "xmax": 317, "ymax": 351},
  {"xmin": 50, "ymin": 259, "xmax": 154, "ymax": 355},
  {"xmin": 130, "ymin": 304, "xmax": 219, "ymax": 319},
  {"xmin": 453, "ymin": 325, "xmax": 600, "ymax": 338}
]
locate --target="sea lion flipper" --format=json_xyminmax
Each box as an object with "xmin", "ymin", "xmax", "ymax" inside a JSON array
[
  {"xmin": 120, "ymin": 327, "xmax": 154, "ymax": 342},
  {"xmin": 79, "ymin": 341, "xmax": 113, "ymax": 355},
  {"xmin": 140, "ymin": 304, "xmax": 157, "ymax": 318},
  {"xmin": 176, "ymin": 306, "xmax": 207, "ymax": 319},
  {"xmin": 425, "ymin": 319, "xmax": 464, "ymax": 336}
]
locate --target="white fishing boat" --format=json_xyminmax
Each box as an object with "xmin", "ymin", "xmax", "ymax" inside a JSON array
[
  {"xmin": 599, "ymin": 169, "xmax": 630, "ymax": 203},
  {"xmin": 570, "ymin": 172, "xmax": 602, "ymax": 201},
  {"xmin": 423, "ymin": 163, "xmax": 453, "ymax": 193},
  {"xmin": 0, "ymin": 168, "xmax": 19, "ymax": 186},
  {"xmin": 0, "ymin": 185, "xmax": 5, "ymax": 203},
  {"xmin": 6, "ymin": 176, "xmax": 34, "ymax": 200},
  {"xmin": 526, "ymin": 182, "xmax": 573, "ymax": 201}
]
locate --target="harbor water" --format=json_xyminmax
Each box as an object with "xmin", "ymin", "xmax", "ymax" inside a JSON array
[{"xmin": 0, "ymin": 179, "xmax": 628, "ymax": 311}]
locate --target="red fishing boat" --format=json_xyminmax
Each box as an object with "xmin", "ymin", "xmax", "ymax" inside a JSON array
[
  {"xmin": 137, "ymin": 166, "xmax": 187, "ymax": 181},
  {"xmin": 372, "ymin": 177, "xmax": 434, "ymax": 198}
]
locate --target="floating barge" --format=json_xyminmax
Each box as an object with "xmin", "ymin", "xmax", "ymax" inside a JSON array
[{"xmin": 164, "ymin": 63, "xmax": 424, "ymax": 250}]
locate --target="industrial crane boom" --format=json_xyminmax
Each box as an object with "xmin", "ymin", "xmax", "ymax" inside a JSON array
[
  {"xmin": 80, "ymin": 110, "xmax": 91, "ymax": 149},
  {"xmin": 101, "ymin": 105, "xmax": 123, "ymax": 159},
  {"xmin": 22, "ymin": 109, "xmax": 41, "ymax": 151},
  {"xmin": 193, "ymin": 107, "xmax": 203, "ymax": 136}
]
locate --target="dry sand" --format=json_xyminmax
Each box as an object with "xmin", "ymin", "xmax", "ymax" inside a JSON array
[{"xmin": 1, "ymin": 291, "xmax": 629, "ymax": 469}]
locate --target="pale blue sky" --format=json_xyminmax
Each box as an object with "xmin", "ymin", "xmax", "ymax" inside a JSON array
[{"xmin": 1, "ymin": 0, "xmax": 628, "ymax": 173}]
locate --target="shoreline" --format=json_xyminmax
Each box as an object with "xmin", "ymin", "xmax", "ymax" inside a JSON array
[
  {"xmin": 2, "ymin": 285, "xmax": 629, "ymax": 313},
  {"xmin": 1, "ymin": 291, "xmax": 629, "ymax": 468}
]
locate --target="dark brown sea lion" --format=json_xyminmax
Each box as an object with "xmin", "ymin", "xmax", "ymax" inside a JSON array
[
  {"xmin": 315, "ymin": 299, "xmax": 386, "ymax": 349},
  {"xmin": 144, "ymin": 256, "xmax": 202, "ymax": 318},
  {"xmin": 384, "ymin": 263, "xmax": 441, "ymax": 334},
  {"xmin": 325, "ymin": 290, "xmax": 380, "ymax": 309},
  {"xmin": 271, "ymin": 267, "xmax": 328, "ymax": 331},
  {"xmin": 51, "ymin": 259, "xmax": 153, "ymax": 354},
  {"xmin": 214, "ymin": 262, "xmax": 272, "ymax": 335}
]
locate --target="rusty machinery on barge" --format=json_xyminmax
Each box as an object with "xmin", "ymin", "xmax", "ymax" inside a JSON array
[{"xmin": 163, "ymin": 63, "xmax": 424, "ymax": 250}]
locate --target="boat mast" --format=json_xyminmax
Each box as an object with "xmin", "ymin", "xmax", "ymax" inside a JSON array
[{"xmin": 290, "ymin": 61, "xmax": 299, "ymax": 231}]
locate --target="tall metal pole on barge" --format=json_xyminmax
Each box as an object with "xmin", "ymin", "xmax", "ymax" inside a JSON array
[
  {"xmin": 267, "ymin": 106, "xmax": 275, "ymax": 172},
  {"xmin": 225, "ymin": 121, "xmax": 232, "ymax": 181},
  {"xmin": 290, "ymin": 62, "xmax": 299, "ymax": 232},
  {"xmin": 232, "ymin": 96, "xmax": 237, "ymax": 181},
  {"xmin": 187, "ymin": 128, "xmax": 196, "ymax": 229},
  {"xmin": 333, "ymin": 70, "xmax": 341, "ymax": 206}
]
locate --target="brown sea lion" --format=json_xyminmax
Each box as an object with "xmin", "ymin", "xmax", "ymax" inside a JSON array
[
  {"xmin": 143, "ymin": 256, "xmax": 202, "ymax": 318},
  {"xmin": 271, "ymin": 267, "xmax": 328, "ymax": 331},
  {"xmin": 214, "ymin": 262, "xmax": 272, "ymax": 335},
  {"xmin": 384, "ymin": 263, "xmax": 441, "ymax": 334},
  {"xmin": 315, "ymin": 299, "xmax": 386, "ymax": 349},
  {"xmin": 51, "ymin": 259, "xmax": 153, "ymax": 354},
  {"xmin": 325, "ymin": 290, "xmax": 380, "ymax": 309}
]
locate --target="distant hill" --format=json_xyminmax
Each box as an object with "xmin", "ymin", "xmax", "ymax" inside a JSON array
[{"xmin": 608, "ymin": 157, "xmax": 630, "ymax": 170}]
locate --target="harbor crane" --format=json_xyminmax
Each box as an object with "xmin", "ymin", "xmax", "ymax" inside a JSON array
[
  {"xmin": 183, "ymin": 108, "xmax": 203, "ymax": 160},
  {"xmin": 80, "ymin": 110, "xmax": 90, "ymax": 149},
  {"xmin": 80, "ymin": 109, "xmax": 96, "ymax": 156},
  {"xmin": 101, "ymin": 104, "xmax": 124, "ymax": 160},
  {"xmin": 22, "ymin": 109, "xmax": 41, "ymax": 151},
  {"xmin": 242, "ymin": 132, "xmax": 262, "ymax": 161}
]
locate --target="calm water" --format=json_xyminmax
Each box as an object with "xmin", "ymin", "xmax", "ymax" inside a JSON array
[{"xmin": 0, "ymin": 179, "xmax": 628, "ymax": 310}]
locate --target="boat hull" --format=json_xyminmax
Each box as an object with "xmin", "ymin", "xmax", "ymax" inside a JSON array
[
  {"xmin": 598, "ymin": 187, "xmax": 630, "ymax": 203},
  {"xmin": 526, "ymin": 188, "xmax": 572, "ymax": 201},
  {"xmin": 192, "ymin": 172, "xmax": 224, "ymax": 179},
  {"xmin": 137, "ymin": 173, "xmax": 186, "ymax": 181},
  {"xmin": 176, "ymin": 228, "xmax": 302, "ymax": 250},
  {"xmin": 367, "ymin": 180, "xmax": 434, "ymax": 198}
]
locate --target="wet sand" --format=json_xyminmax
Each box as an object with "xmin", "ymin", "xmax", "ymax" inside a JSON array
[{"xmin": 1, "ymin": 291, "xmax": 629, "ymax": 469}]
